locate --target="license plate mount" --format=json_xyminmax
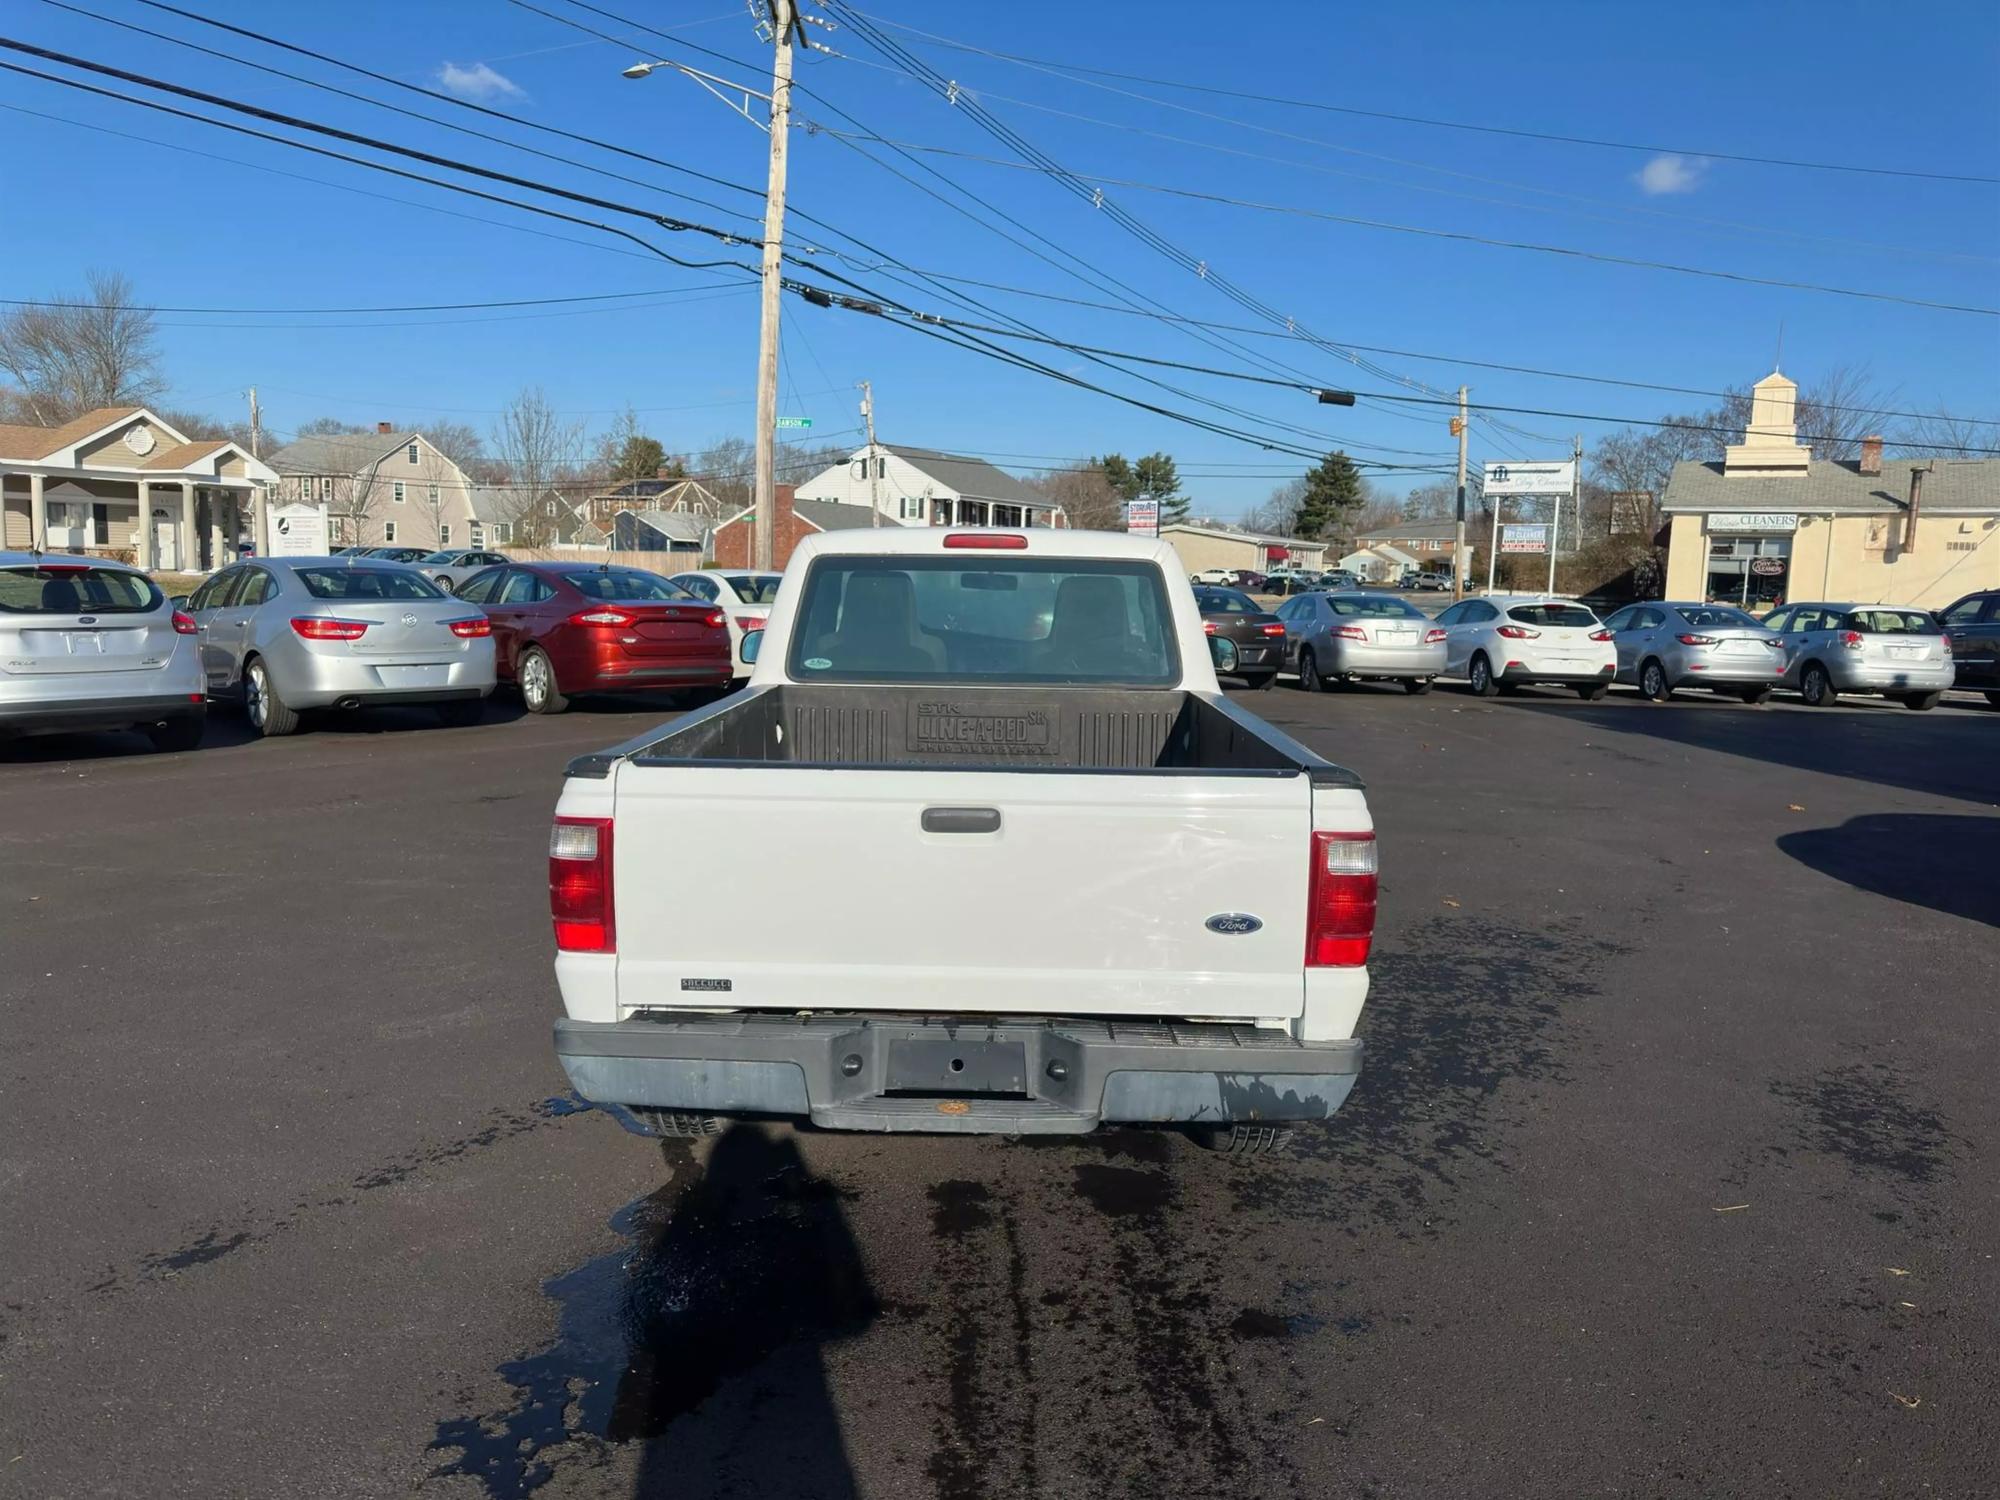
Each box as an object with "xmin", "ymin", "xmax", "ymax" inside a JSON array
[{"xmin": 886, "ymin": 1036, "xmax": 1029, "ymax": 1096}]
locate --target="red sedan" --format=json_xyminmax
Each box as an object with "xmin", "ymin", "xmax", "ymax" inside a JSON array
[{"xmin": 453, "ymin": 563, "xmax": 732, "ymax": 714}]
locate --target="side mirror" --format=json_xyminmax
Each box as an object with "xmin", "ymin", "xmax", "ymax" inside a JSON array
[
  {"xmin": 740, "ymin": 629, "xmax": 763, "ymax": 665},
  {"xmin": 1209, "ymin": 634, "xmax": 1239, "ymax": 673}
]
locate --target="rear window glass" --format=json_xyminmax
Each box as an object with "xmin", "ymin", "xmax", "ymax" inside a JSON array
[
  {"xmin": 724, "ymin": 574, "xmax": 782, "ymax": 604},
  {"xmin": 294, "ymin": 567, "xmax": 443, "ymax": 600},
  {"xmin": 420, "ymin": 550, "xmax": 458, "ymax": 563},
  {"xmin": 791, "ymin": 557, "xmax": 1177, "ymax": 685},
  {"xmin": 0, "ymin": 565, "xmax": 161, "ymax": 614},
  {"xmin": 561, "ymin": 569, "xmax": 688, "ymax": 602},
  {"xmin": 1327, "ymin": 596, "xmax": 1426, "ymax": 618},
  {"xmin": 1846, "ymin": 609, "xmax": 1940, "ymax": 635},
  {"xmin": 1508, "ymin": 603, "xmax": 1598, "ymax": 628},
  {"xmin": 1679, "ymin": 607, "xmax": 1759, "ymax": 629},
  {"xmin": 1195, "ymin": 588, "xmax": 1258, "ymax": 615}
]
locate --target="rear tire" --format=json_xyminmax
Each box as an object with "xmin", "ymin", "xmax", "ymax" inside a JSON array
[
  {"xmin": 518, "ymin": 647, "xmax": 568, "ymax": 714},
  {"xmin": 1298, "ymin": 649, "xmax": 1325, "ymax": 693},
  {"xmin": 1576, "ymin": 683, "xmax": 1608, "ymax": 701},
  {"xmin": 1402, "ymin": 676, "xmax": 1433, "ymax": 695},
  {"xmin": 1800, "ymin": 662, "xmax": 1836, "ymax": 707},
  {"xmin": 1638, "ymin": 658, "xmax": 1671, "ymax": 702},
  {"xmin": 1738, "ymin": 686, "xmax": 1773, "ymax": 705},
  {"xmin": 1899, "ymin": 691, "xmax": 1942, "ymax": 711},
  {"xmin": 1467, "ymin": 652, "xmax": 1499, "ymax": 697},
  {"xmin": 145, "ymin": 711, "xmax": 205, "ymax": 753},
  {"xmin": 1189, "ymin": 1123, "xmax": 1292, "ymax": 1156},
  {"xmin": 435, "ymin": 697, "xmax": 484, "ymax": 727},
  {"xmin": 433, "ymin": 575, "xmax": 454, "ymax": 593},
  {"xmin": 243, "ymin": 657, "xmax": 299, "ymax": 737}
]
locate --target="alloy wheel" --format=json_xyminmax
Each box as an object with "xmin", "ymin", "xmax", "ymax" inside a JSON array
[{"xmin": 246, "ymin": 665, "xmax": 266, "ymax": 729}]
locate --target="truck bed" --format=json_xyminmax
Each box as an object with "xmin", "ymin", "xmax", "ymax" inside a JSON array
[{"xmin": 568, "ymin": 684, "xmax": 1360, "ymax": 782}]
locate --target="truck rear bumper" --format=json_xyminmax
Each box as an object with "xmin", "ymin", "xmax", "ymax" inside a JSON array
[{"xmin": 555, "ymin": 1012, "xmax": 1363, "ymax": 1136}]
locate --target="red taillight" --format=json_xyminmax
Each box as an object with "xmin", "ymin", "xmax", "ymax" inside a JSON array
[
  {"xmin": 943, "ymin": 532, "xmax": 1028, "ymax": 549},
  {"xmin": 734, "ymin": 616, "xmax": 763, "ymax": 634},
  {"xmin": 703, "ymin": 609, "xmax": 727, "ymax": 629},
  {"xmin": 550, "ymin": 817, "xmax": 614, "ymax": 953},
  {"xmin": 1203, "ymin": 620, "xmax": 1217, "ymax": 635},
  {"xmin": 1496, "ymin": 624, "xmax": 1539, "ymax": 639},
  {"xmin": 1307, "ymin": 831, "xmax": 1377, "ymax": 968},
  {"xmin": 569, "ymin": 608, "xmax": 635, "ymax": 627},
  {"xmin": 1589, "ymin": 629, "xmax": 1615, "ymax": 642},
  {"xmin": 35, "ymin": 563, "xmax": 89, "ymax": 575},
  {"xmin": 1840, "ymin": 630, "xmax": 1864, "ymax": 650},
  {"xmin": 1676, "ymin": 633, "xmax": 1716, "ymax": 646},
  {"xmin": 171, "ymin": 610, "xmax": 198, "ymax": 635},
  {"xmin": 1424, "ymin": 627, "xmax": 1448, "ymax": 644},
  {"xmin": 1260, "ymin": 622, "xmax": 1286, "ymax": 637},
  {"xmin": 448, "ymin": 616, "xmax": 492, "ymax": 638},
  {"xmin": 290, "ymin": 616, "xmax": 369, "ymax": 640},
  {"xmin": 1331, "ymin": 624, "xmax": 1368, "ymax": 641}
]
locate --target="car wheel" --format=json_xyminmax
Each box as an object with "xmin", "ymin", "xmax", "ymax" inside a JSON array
[
  {"xmin": 1189, "ymin": 1123, "xmax": 1292, "ymax": 1155},
  {"xmin": 519, "ymin": 647, "xmax": 568, "ymax": 714},
  {"xmin": 1467, "ymin": 652, "xmax": 1499, "ymax": 697},
  {"xmin": 435, "ymin": 698, "xmax": 484, "ymax": 727},
  {"xmin": 1738, "ymin": 686, "xmax": 1773, "ymax": 705},
  {"xmin": 145, "ymin": 711, "xmax": 205, "ymax": 753},
  {"xmin": 434, "ymin": 575, "xmax": 453, "ymax": 593},
  {"xmin": 1576, "ymin": 683, "xmax": 1608, "ymax": 701},
  {"xmin": 243, "ymin": 657, "xmax": 299, "ymax": 737},
  {"xmin": 1800, "ymin": 662, "xmax": 1836, "ymax": 707},
  {"xmin": 1298, "ymin": 649, "xmax": 1324, "ymax": 693},
  {"xmin": 1403, "ymin": 676, "xmax": 1433, "ymax": 695},
  {"xmin": 1899, "ymin": 691, "xmax": 1942, "ymax": 711},
  {"xmin": 1638, "ymin": 658, "xmax": 1670, "ymax": 702}
]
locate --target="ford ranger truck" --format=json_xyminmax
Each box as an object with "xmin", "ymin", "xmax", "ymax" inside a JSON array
[{"xmin": 549, "ymin": 528, "xmax": 1374, "ymax": 1152}]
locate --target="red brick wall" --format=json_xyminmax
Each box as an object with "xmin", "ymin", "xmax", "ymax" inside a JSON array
[{"xmin": 710, "ymin": 484, "xmax": 820, "ymax": 569}]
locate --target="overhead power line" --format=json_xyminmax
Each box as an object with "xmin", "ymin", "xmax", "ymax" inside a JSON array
[{"xmin": 847, "ymin": 7, "xmax": 2000, "ymax": 186}]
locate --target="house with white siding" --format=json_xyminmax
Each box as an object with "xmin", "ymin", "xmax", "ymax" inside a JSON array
[
  {"xmin": 266, "ymin": 425, "xmax": 483, "ymax": 550},
  {"xmin": 796, "ymin": 443, "xmax": 1061, "ymax": 527}
]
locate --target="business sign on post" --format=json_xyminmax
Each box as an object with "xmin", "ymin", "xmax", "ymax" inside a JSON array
[
  {"xmin": 1482, "ymin": 461, "xmax": 1575, "ymax": 497},
  {"xmin": 268, "ymin": 502, "xmax": 327, "ymax": 557},
  {"xmin": 1706, "ymin": 512, "xmax": 1799, "ymax": 534},
  {"xmin": 1499, "ymin": 523, "xmax": 1550, "ymax": 554},
  {"xmin": 1124, "ymin": 499, "xmax": 1159, "ymax": 537}
]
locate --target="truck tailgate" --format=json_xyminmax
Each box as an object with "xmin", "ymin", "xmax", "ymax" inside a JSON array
[{"xmin": 611, "ymin": 765, "xmax": 1315, "ymax": 1020}]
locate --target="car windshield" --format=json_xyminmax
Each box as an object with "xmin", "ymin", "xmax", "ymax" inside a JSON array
[
  {"xmin": 1846, "ymin": 608, "xmax": 1941, "ymax": 635},
  {"xmin": 791, "ymin": 556, "xmax": 1177, "ymax": 684},
  {"xmin": 724, "ymin": 574, "xmax": 782, "ymax": 604},
  {"xmin": 294, "ymin": 566, "xmax": 445, "ymax": 600},
  {"xmin": 1508, "ymin": 603, "xmax": 1598, "ymax": 628},
  {"xmin": 1326, "ymin": 596, "xmax": 1426, "ymax": 618},
  {"xmin": 0, "ymin": 564, "xmax": 161, "ymax": 614},
  {"xmin": 1678, "ymin": 606, "xmax": 1760, "ymax": 629},
  {"xmin": 561, "ymin": 568, "xmax": 688, "ymax": 602},
  {"xmin": 1195, "ymin": 588, "xmax": 1258, "ymax": 614}
]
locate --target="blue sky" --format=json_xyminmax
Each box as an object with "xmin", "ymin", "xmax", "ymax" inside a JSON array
[{"xmin": 5, "ymin": 0, "xmax": 1996, "ymax": 515}]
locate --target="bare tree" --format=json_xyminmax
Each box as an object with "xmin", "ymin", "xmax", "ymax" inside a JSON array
[
  {"xmin": 0, "ymin": 270, "xmax": 166, "ymax": 424},
  {"xmin": 1026, "ymin": 462, "xmax": 1123, "ymax": 530},
  {"xmin": 491, "ymin": 387, "xmax": 586, "ymax": 546},
  {"xmin": 1895, "ymin": 410, "xmax": 1997, "ymax": 459}
]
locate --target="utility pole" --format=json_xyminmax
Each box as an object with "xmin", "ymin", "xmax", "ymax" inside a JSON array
[
  {"xmin": 1451, "ymin": 386, "xmax": 1468, "ymax": 601},
  {"xmin": 247, "ymin": 386, "xmax": 261, "ymax": 458},
  {"xmin": 750, "ymin": 0, "xmax": 799, "ymax": 571},
  {"xmin": 247, "ymin": 385, "xmax": 268, "ymax": 558},
  {"xmin": 859, "ymin": 379, "xmax": 880, "ymax": 527}
]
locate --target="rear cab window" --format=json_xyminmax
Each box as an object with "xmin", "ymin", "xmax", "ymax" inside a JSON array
[
  {"xmin": 1507, "ymin": 603, "xmax": 1598, "ymax": 628},
  {"xmin": 294, "ymin": 567, "xmax": 444, "ymax": 601},
  {"xmin": 0, "ymin": 564, "xmax": 161, "ymax": 615},
  {"xmin": 790, "ymin": 556, "xmax": 1179, "ymax": 685}
]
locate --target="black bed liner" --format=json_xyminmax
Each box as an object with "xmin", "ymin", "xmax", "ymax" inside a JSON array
[{"xmin": 566, "ymin": 685, "xmax": 1360, "ymax": 786}]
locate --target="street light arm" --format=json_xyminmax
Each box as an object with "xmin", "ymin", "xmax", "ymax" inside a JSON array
[{"xmin": 622, "ymin": 57, "xmax": 773, "ymax": 130}]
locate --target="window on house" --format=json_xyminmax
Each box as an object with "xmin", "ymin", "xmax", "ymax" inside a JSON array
[
  {"xmin": 469, "ymin": 524, "xmax": 485, "ymax": 548},
  {"xmin": 393, "ymin": 482, "xmax": 405, "ymax": 504},
  {"xmin": 407, "ymin": 443, "xmax": 419, "ymax": 465},
  {"xmin": 440, "ymin": 524, "xmax": 451, "ymax": 546},
  {"xmin": 384, "ymin": 521, "xmax": 398, "ymax": 542},
  {"xmin": 876, "ymin": 457, "xmax": 887, "ymax": 479},
  {"xmin": 493, "ymin": 522, "xmax": 512, "ymax": 544},
  {"xmin": 428, "ymin": 485, "xmax": 439, "ymax": 505},
  {"xmin": 851, "ymin": 459, "xmax": 867, "ymax": 480}
]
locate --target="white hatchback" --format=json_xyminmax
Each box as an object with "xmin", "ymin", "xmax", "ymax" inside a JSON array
[
  {"xmin": 1434, "ymin": 595, "xmax": 1617, "ymax": 699},
  {"xmin": 668, "ymin": 569, "xmax": 783, "ymax": 677}
]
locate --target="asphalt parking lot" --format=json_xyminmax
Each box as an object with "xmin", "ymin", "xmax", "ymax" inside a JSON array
[{"xmin": 4, "ymin": 681, "xmax": 1997, "ymax": 1498}]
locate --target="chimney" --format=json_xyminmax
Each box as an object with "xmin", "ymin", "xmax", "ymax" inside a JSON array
[
  {"xmin": 656, "ymin": 465, "xmax": 674, "ymax": 481},
  {"xmin": 376, "ymin": 421, "xmax": 392, "ymax": 435},
  {"xmin": 1859, "ymin": 435, "xmax": 1883, "ymax": 475}
]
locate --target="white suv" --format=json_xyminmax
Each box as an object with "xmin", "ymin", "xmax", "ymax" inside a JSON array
[{"xmin": 1434, "ymin": 595, "xmax": 1616, "ymax": 699}]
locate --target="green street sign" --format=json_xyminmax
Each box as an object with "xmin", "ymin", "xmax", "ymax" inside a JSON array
[{"xmin": 776, "ymin": 416, "xmax": 813, "ymax": 429}]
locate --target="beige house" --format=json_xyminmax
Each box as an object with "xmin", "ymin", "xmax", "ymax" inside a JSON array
[
  {"xmin": 1662, "ymin": 372, "xmax": 1999, "ymax": 610},
  {"xmin": 1161, "ymin": 524, "xmax": 1327, "ymax": 576},
  {"xmin": 1, "ymin": 406, "xmax": 276, "ymax": 570},
  {"xmin": 267, "ymin": 425, "xmax": 486, "ymax": 551}
]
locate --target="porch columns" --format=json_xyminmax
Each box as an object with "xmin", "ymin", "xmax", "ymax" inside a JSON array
[
  {"xmin": 28, "ymin": 472, "xmax": 45, "ymax": 550},
  {"xmin": 252, "ymin": 485, "xmax": 270, "ymax": 556},
  {"xmin": 179, "ymin": 482, "xmax": 197, "ymax": 572},
  {"xmin": 135, "ymin": 482, "xmax": 154, "ymax": 570}
]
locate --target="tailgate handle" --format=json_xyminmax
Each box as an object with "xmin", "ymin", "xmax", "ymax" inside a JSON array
[{"xmin": 922, "ymin": 806, "xmax": 1001, "ymax": 835}]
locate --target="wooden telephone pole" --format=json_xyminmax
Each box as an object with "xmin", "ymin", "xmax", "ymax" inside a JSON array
[{"xmin": 750, "ymin": 0, "xmax": 800, "ymax": 571}]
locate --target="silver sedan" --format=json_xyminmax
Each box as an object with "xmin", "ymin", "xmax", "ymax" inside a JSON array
[
  {"xmin": 184, "ymin": 557, "xmax": 496, "ymax": 736},
  {"xmin": 1278, "ymin": 590, "xmax": 1447, "ymax": 693},
  {"xmin": 1600, "ymin": 601, "xmax": 1787, "ymax": 703}
]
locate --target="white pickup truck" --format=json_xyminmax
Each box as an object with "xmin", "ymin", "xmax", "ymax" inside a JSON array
[{"xmin": 549, "ymin": 527, "xmax": 1376, "ymax": 1152}]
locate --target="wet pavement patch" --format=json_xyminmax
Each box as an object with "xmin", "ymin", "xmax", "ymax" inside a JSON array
[
  {"xmin": 427, "ymin": 1126, "xmax": 877, "ymax": 1498},
  {"xmin": 137, "ymin": 1229, "xmax": 253, "ymax": 1279},
  {"xmin": 1770, "ymin": 1062, "xmax": 1961, "ymax": 1186},
  {"xmin": 1072, "ymin": 1162, "xmax": 1175, "ymax": 1218},
  {"xmin": 1228, "ymin": 1308, "xmax": 1326, "ymax": 1340}
]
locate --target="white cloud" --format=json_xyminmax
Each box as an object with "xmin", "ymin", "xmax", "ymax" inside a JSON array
[
  {"xmin": 1634, "ymin": 153, "xmax": 1709, "ymax": 195},
  {"xmin": 436, "ymin": 61, "xmax": 525, "ymax": 102}
]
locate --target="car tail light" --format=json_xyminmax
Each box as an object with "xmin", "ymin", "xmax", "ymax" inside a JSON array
[
  {"xmin": 1203, "ymin": 620, "xmax": 1217, "ymax": 635},
  {"xmin": 1331, "ymin": 625, "xmax": 1368, "ymax": 641},
  {"xmin": 703, "ymin": 609, "xmax": 727, "ymax": 629},
  {"xmin": 569, "ymin": 608, "xmax": 635, "ymax": 627},
  {"xmin": 1424, "ymin": 627, "xmax": 1448, "ymax": 644},
  {"xmin": 447, "ymin": 616, "xmax": 492, "ymax": 638},
  {"xmin": 35, "ymin": 563, "xmax": 89, "ymax": 575},
  {"xmin": 1763, "ymin": 638, "xmax": 1785, "ymax": 649},
  {"xmin": 1676, "ymin": 633, "xmax": 1717, "ymax": 646},
  {"xmin": 171, "ymin": 610, "xmax": 198, "ymax": 635},
  {"xmin": 550, "ymin": 817, "xmax": 614, "ymax": 953},
  {"xmin": 1307, "ymin": 831, "xmax": 1377, "ymax": 968},
  {"xmin": 734, "ymin": 616, "xmax": 764, "ymax": 633},
  {"xmin": 1496, "ymin": 624, "xmax": 1540, "ymax": 639},
  {"xmin": 1260, "ymin": 622, "xmax": 1287, "ymax": 636},
  {"xmin": 943, "ymin": 532, "xmax": 1028, "ymax": 549},
  {"xmin": 1840, "ymin": 630, "xmax": 1864, "ymax": 650},
  {"xmin": 1588, "ymin": 628, "xmax": 1615, "ymax": 642},
  {"xmin": 290, "ymin": 616, "xmax": 369, "ymax": 640}
]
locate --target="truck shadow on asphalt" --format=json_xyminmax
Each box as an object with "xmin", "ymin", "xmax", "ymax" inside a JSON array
[
  {"xmin": 427, "ymin": 1125, "xmax": 875, "ymax": 1500},
  {"xmin": 1777, "ymin": 812, "xmax": 2000, "ymax": 928}
]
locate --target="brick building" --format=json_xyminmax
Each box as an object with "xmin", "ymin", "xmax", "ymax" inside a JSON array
[{"xmin": 710, "ymin": 485, "xmax": 898, "ymax": 569}]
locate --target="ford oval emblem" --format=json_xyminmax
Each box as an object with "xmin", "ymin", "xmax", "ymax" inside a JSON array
[
  {"xmin": 78, "ymin": 615, "xmax": 97, "ymax": 624},
  {"xmin": 1205, "ymin": 913, "xmax": 1263, "ymax": 935}
]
